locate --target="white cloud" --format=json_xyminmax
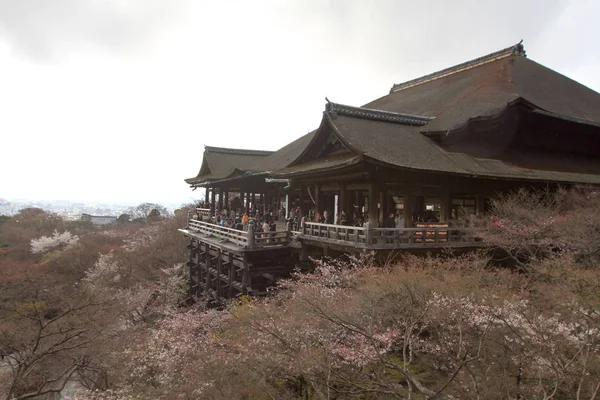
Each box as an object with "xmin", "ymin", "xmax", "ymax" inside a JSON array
[{"xmin": 0, "ymin": 0, "xmax": 598, "ymax": 205}]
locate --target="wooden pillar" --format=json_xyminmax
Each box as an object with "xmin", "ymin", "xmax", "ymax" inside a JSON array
[
  {"xmin": 261, "ymin": 193, "xmax": 265, "ymax": 213},
  {"xmin": 276, "ymin": 186, "xmax": 282, "ymax": 219},
  {"xmin": 205, "ymin": 245, "xmax": 212, "ymax": 292},
  {"xmin": 476, "ymin": 193, "xmax": 485, "ymax": 216},
  {"xmin": 440, "ymin": 190, "xmax": 451, "ymax": 222},
  {"xmin": 404, "ymin": 192, "xmax": 415, "ymax": 228},
  {"xmin": 241, "ymin": 256, "xmax": 250, "ymax": 294},
  {"xmin": 251, "ymin": 193, "xmax": 256, "ymax": 212},
  {"xmin": 224, "ymin": 191, "xmax": 229, "ymax": 211},
  {"xmin": 227, "ymin": 253, "xmax": 234, "ymax": 299},
  {"xmin": 339, "ymin": 185, "xmax": 346, "ymax": 223},
  {"xmin": 368, "ymin": 182, "xmax": 378, "ymax": 226},
  {"xmin": 216, "ymin": 248, "xmax": 222, "ymax": 297},
  {"xmin": 210, "ymin": 188, "xmax": 216, "ymax": 213},
  {"xmin": 355, "ymin": 190, "xmax": 360, "ymax": 224},
  {"xmin": 204, "ymin": 187, "xmax": 209, "ymax": 204},
  {"xmin": 264, "ymin": 191, "xmax": 269, "ymax": 215},
  {"xmin": 240, "ymin": 191, "xmax": 245, "ymax": 211},
  {"xmin": 315, "ymin": 184, "xmax": 323, "ymax": 222},
  {"xmin": 378, "ymin": 190, "xmax": 385, "ymax": 226},
  {"xmin": 298, "ymin": 185, "xmax": 306, "ymax": 219}
]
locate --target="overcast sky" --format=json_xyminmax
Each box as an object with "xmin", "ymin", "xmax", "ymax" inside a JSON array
[{"xmin": 1, "ymin": 0, "xmax": 599, "ymax": 206}]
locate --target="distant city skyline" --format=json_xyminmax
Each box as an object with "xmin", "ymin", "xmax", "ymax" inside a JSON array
[{"xmin": 1, "ymin": 1, "xmax": 599, "ymax": 204}]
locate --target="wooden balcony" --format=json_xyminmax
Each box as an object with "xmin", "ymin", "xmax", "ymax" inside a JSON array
[
  {"xmin": 181, "ymin": 218, "xmax": 292, "ymax": 252},
  {"xmin": 298, "ymin": 222, "xmax": 484, "ymax": 251}
]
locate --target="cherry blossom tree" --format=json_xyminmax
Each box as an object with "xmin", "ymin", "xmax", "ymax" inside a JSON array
[{"xmin": 30, "ymin": 230, "xmax": 79, "ymax": 254}]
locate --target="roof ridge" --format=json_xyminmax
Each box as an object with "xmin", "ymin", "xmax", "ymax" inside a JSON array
[
  {"xmin": 325, "ymin": 101, "xmax": 433, "ymax": 126},
  {"xmin": 204, "ymin": 145, "xmax": 274, "ymax": 156},
  {"xmin": 390, "ymin": 41, "xmax": 526, "ymax": 93}
]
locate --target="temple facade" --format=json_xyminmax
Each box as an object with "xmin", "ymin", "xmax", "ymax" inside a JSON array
[{"xmin": 180, "ymin": 42, "xmax": 600, "ymax": 300}]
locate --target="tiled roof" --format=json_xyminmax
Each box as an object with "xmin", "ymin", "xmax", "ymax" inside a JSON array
[
  {"xmin": 185, "ymin": 42, "xmax": 600, "ymax": 187},
  {"xmin": 390, "ymin": 41, "xmax": 526, "ymax": 93}
]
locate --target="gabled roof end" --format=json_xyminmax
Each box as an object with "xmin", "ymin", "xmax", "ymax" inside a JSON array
[{"xmin": 390, "ymin": 40, "xmax": 526, "ymax": 93}]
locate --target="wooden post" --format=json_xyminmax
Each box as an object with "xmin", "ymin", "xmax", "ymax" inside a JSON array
[
  {"xmin": 240, "ymin": 191, "xmax": 245, "ymax": 211},
  {"xmin": 404, "ymin": 191, "xmax": 414, "ymax": 228},
  {"xmin": 216, "ymin": 248, "xmax": 222, "ymax": 297},
  {"xmin": 224, "ymin": 191, "xmax": 229, "ymax": 211},
  {"xmin": 227, "ymin": 253, "xmax": 234, "ymax": 299},
  {"xmin": 299, "ymin": 185, "xmax": 305, "ymax": 218},
  {"xmin": 365, "ymin": 221, "xmax": 372, "ymax": 246},
  {"xmin": 378, "ymin": 190, "xmax": 384, "ymax": 227},
  {"xmin": 440, "ymin": 190, "xmax": 451, "ymax": 222},
  {"xmin": 205, "ymin": 187, "xmax": 209, "ymax": 204},
  {"xmin": 247, "ymin": 223, "xmax": 255, "ymax": 249},
  {"xmin": 476, "ymin": 193, "xmax": 485, "ymax": 216},
  {"xmin": 205, "ymin": 245, "xmax": 212, "ymax": 292},
  {"xmin": 315, "ymin": 184, "xmax": 321, "ymax": 220},
  {"xmin": 339, "ymin": 185, "xmax": 346, "ymax": 221},
  {"xmin": 368, "ymin": 183, "xmax": 378, "ymax": 226},
  {"xmin": 241, "ymin": 256, "xmax": 249, "ymax": 294},
  {"xmin": 210, "ymin": 188, "xmax": 216, "ymax": 213},
  {"xmin": 251, "ymin": 193, "xmax": 256, "ymax": 211},
  {"xmin": 259, "ymin": 193, "xmax": 264, "ymax": 214}
]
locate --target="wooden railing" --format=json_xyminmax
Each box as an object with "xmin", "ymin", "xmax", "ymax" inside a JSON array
[
  {"xmin": 301, "ymin": 222, "xmax": 368, "ymax": 243},
  {"xmin": 196, "ymin": 208, "xmax": 212, "ymax": 217},
  {"xmin": 188, "ymin": 219, "xmax": 249, "ymax": 247},
  {"xmin": 187, "ymin": 218, "xmax": 291, "ymax": 249},
  {"xmin": 300, "ymin": 222, "xmax": 483, "ymax": 248},
  {"xmin": 252, "ymin": 230, "xmax": 292, "ymax": 247}
]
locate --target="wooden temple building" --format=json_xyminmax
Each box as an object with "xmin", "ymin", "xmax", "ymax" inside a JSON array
[{"xmin": 180, "ymin": 42, "xmax": 600, "ymax": 300}]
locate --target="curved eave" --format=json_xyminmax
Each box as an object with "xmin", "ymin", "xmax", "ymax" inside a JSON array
[
  {"xmin": 190, "ymin": 171, "xmax": 270, "ymax": 188},
  {"xmin": 362, "ymin": 154, "xmax": 600, "ymax": 186},
  {"xmin": 272, "ymin": 155, "xmax": 363, "ymax": 178}
]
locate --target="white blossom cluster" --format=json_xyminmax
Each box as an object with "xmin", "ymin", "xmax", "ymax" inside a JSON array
[{"xmin": 30, "ymin": 230, "xmax": 79, "ymax": 254}]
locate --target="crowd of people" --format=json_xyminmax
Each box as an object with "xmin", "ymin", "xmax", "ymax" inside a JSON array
[{"xmin": 196, "ymin": 201, "xmax": 412, "ymax": 232}]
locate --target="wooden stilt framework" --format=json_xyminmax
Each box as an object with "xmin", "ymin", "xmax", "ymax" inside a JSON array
[{"xmin": 185, "ymin": 235, "xmax": 296, "ymax": 301}]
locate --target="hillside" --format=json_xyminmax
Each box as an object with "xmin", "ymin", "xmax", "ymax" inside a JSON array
[{"xmin": 1, "ymin": 189, "xmax": 599, "ymax": 399}]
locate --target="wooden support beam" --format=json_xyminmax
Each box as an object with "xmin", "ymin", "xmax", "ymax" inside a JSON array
[
  {"xmin": 205, "ymin": 244, "xmax": 212, "ymax": 292},
  {"xmin": 241, "ymin": 256, "xmax": 250, "ymax": 294},
  {"xmin": 216, "ymin": 248, "xmax": 222, "ymax": 298},
  {"xmin": 228, "ymin": 252, "xmax": 234, "ymax": 298}
]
